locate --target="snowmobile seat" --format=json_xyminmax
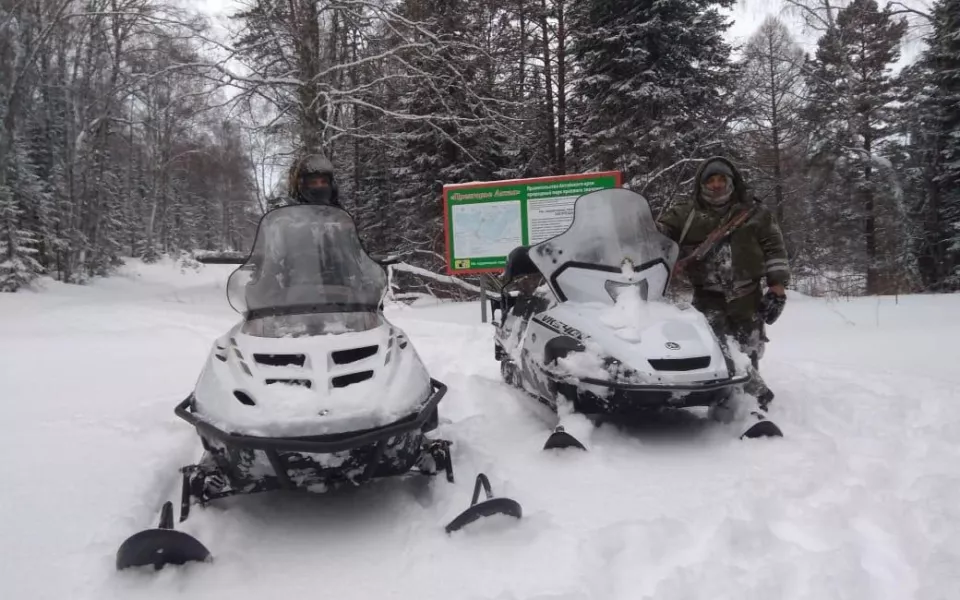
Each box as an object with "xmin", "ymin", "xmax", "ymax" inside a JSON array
[{"xmin": 502, "ymin": 246, "xmax": 538, "ymax": 283}]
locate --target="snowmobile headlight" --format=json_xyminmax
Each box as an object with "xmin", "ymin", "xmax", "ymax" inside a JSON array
[{"xmin": 604, "ymin": 279, "xmax": 649, "ymax": 302}]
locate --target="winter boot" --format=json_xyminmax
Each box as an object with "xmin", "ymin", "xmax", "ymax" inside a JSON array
[{"xmin": 757, "ymin": 389, "xmax": 774, "ymax": 412}]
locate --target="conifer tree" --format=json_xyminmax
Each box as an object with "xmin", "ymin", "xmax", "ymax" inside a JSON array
[
  {"xmin": 922, "ymin": 0, "xmax": 960, "ymax": 289},
  {"xmin": 568, "ymin": 0, "xmax": 735, "ymax": 207},
  {"xmin": 804, "ymin": 0, "xmax": 908, "ymax": 293}
]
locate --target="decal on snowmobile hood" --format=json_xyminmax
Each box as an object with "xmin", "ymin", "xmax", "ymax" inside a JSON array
[{"xmin": 533, "ymin": 315, "xmax": 585, "ymax": 341}]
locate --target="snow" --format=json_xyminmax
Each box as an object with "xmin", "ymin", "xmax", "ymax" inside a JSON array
[
  {"xmin": 556, "ymin": 339, "xmax": 610, "ymax": 380},
  {"xmin": 596, "ymin": 283, "xmax": 704, "ymax": 342},
  {"xmin": 2, "ymin": 260, "xmax": 960, "ymax": 599}
]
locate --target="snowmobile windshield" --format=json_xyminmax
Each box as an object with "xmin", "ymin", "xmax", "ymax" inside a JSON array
[
  {"xmin": 226, "ymin": 204, "xmax": 386, "ymax": 320},
  {"xmin": 528, "ymin": 188, "xmax": 679, "ymax": 304}
]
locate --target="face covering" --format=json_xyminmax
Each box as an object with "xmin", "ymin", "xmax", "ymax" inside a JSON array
[
  {"xmin": 301, "ymin": 185, "xmax": 332, "ymax": 205},
  {"xmin": 700, "ymin": 177, "xmax": 734, "ymax": 206},
  {"xmin": 299, "ymin": 175, "xmax": 333, "ymax": 204}
]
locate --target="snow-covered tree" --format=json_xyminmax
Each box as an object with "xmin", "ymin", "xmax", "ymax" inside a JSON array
[
  {"xmin": 0, "ymin": 140, "xmax": 47, "ymax": 291},
  {"xmin": 384, "ymin": 0, "xmax": 517, "ymax": 262},
  {"xmin": 567, "ymin": 0, "xmax": 736, "ymax": 209},
  {"xmin": 804, "ymin": 0, "xmax": 909, "ymax": 294},
  {"xmin": 920, "ymin": 0, "xmax": 960, "ymax": 289},
  {"xmin": 736, "ymin": 18, "xmax": 809, "ymax": 226}
]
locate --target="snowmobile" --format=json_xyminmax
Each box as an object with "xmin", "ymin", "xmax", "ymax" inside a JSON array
[
  {"xmin": 490, "ymin": 187, "xmax": 782, "ymax": 450},
  {"xmin": 116, "ymin": 204, "xmax": 521, "ymax": 571}
]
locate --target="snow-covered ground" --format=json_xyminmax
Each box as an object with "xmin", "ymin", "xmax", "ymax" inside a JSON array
[{"xmin": 2, "ymin": 259, "xmax": 959, "ymax": 600}]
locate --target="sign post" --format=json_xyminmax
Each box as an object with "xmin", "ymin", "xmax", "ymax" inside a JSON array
[
  {"xmin": 443, "ymin": 171, "xmax": 622, "ymax": 276},
  {"xmin": 479, "ymin": 276, "xmax": 488, "ymax": 323}
]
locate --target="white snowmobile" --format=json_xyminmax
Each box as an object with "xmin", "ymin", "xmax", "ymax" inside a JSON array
[
  {"xmin": 491, "ymin": 187, "xmax": 782, "ymax": 450},
  {"xmin": 116, "ymin": 204, "xmax": 520, "ymax": 571}
]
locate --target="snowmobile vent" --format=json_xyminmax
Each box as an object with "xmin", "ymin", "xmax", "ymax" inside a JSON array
[
  {"xmin": 265, "ymin": 378, "xmax": 313, "ymax": 388},
  {"xmin": 331, "ymin": 370, "xmax": 374, "ymax": 388},
  {"xmin": 331, "ymin": 345, "xmax": 379, "ymax": 365},
  {"xmin": 233, "ymin": 391, "xmax": 256, "ymax": 406},
  {"xmin": 253, "ymin": 353, "xmax": 306, "ymax": 367},
  {"xmin": 648, "ymin": 357, "xmax": 711, "ymax": 371}
]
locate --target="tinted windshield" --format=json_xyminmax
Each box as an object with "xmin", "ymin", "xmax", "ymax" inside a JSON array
[
  {"xmin": 528, "ymin": 188, "xmax": 678, "ymax": 297},
  {"xmin": 226, "ymin": 205, "xmax": 386, "ymax": 317}
]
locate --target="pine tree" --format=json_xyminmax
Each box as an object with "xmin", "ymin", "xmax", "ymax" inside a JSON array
[
  {"xmin": 897, "ymin": 60, "xmax": 942, "ymax": 290},
  {"xmin": 568, "ymin": 0, "xmax": 735, "ymax": 206},
  {"xmin": 803, "ymin": 0, "xmax": 908, "ymax": 294},
  {"xmin": 921, "ymin": 0, "xmax": 960, "ymax": 289},
  {"xmin": 0, "ymin": 140, "xmax": 46, "ymax": 291}
]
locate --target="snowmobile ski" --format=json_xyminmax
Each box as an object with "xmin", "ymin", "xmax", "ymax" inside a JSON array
[
  {"xmin": 542, "ymin": 426, "xmax": 586, "ymax": 451},
  {"xmin": 740, "ymin": 411, "xmax": 784, "ymax": 439},
  {"xmin": 116, "ymin": 501, "xmax": 211, "ymax": 571},
  {"xmin": 445, "ymin": 473, "xmax": 523, "ymax": 533}
]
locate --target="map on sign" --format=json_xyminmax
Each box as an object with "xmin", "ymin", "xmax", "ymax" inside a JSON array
[
  {"xmin": 450, "ymin": 201, "xmax": 522, "ymax": 259},
  {"xmin": 443, "ymin": 172, "xmax": 621, "ymax": 274}
]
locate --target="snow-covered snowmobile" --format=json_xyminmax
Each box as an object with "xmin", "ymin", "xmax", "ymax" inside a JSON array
[
  {"xmin": 491, "ymin": 187, "xmax": 782, "ymax": 450},
  {"xmin": 116, "ymin": 204, "xmax": 520, "ymax": 571}
]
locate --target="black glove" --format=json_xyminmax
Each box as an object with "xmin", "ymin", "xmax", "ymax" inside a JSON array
[{"xmin": 759, "ymin": 290, "xmax": 786, "ymax": 325}]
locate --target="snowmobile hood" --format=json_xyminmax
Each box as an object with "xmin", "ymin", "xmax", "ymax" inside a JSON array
[
  {"xmin": 692, "ymin": 156, "xmax": 749, "ymax": 210},
  {"xmin": 545, "ymin": 299, "xmax": 737, "ymax": 384},
  {"xmin": 192, "ymin": 319, "xmax": 433, "ymax": 437}
]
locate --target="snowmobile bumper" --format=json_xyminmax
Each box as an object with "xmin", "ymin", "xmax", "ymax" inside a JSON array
[
  {"xmin": 174, "ymin": 378, "xmax": 451, "ymax": 498},
  {"xmin": 175, "ymin": 378, "xmax": 447, "ymax": 456},
  {"xmin": 576, "ymin": 373, "xmax": 751, "ymax": 393},
  {"xmin": 557, "ymin": 373, "xmax": 752, "ymax": 414}
]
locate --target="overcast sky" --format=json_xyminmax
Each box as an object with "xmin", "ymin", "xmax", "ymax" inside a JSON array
[{"xmin": 726, "ymin": 0, "xmax": 930, "ymax": 66}]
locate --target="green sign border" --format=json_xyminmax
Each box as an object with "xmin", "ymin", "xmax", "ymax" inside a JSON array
[{"xmin": 443, "ymin": 171, "xmax": 622, "ymax": 275}]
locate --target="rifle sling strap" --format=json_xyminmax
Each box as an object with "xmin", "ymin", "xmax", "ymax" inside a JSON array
[{"xmin": 682, "ymin": 206, "xmax": 757, "ymax": 263}]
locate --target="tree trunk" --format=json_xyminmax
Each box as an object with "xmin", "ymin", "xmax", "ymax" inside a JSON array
[
  {"xmin": 518, "ymin": 1, "xmax": 526, "ymax": 94},
  {"xmin": 863, "ymin": 133, "xmax": 878, "ymax": 294},
  {"xmin": 295, "ymin": 0, "xmax": 326, "ymax": 153},
  {"xmin": 555, "ymin": 0, "xmax": 567, "ymax": 174},
  {"xmin": 539, "ymin": 0, "xmax": 556, "ymax": 173},
  {"xmin": 767, "ymin": 31, "xmax": 785, "ymax": 224}
]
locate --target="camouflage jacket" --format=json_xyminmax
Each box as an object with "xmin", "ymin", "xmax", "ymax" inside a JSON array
[{"xmin": 656, "ymin": 157, "xmax": 790, "ymax": 300}]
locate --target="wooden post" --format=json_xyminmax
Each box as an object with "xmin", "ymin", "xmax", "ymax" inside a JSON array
[{"xmin": 480, "ymin": 276, "xmax": 488, "ymax": 323}]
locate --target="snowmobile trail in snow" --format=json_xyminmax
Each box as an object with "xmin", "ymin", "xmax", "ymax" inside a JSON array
[{"xmin": 1, "ymin": 262, "xmax": 959, "ymax": 599}]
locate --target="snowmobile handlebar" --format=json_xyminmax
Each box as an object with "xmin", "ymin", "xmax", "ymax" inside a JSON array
[{"xmin": 174, "ymin": 379, "xmax": 447, "ymax": 454}]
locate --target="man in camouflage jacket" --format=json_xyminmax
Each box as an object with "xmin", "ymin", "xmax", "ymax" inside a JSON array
[{"xmin": 656, "ymin": 156, "xmax": 789, "ymax": 410}]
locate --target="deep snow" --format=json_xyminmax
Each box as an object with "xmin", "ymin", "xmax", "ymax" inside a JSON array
[{"xmin": 1, "ymin": 259, "xmax": 959, "ymax": 600}]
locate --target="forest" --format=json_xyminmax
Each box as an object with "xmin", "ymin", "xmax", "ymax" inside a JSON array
[{"xmin": 1, "ymin": 0, "xmax": 957, "ymax": 296}]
